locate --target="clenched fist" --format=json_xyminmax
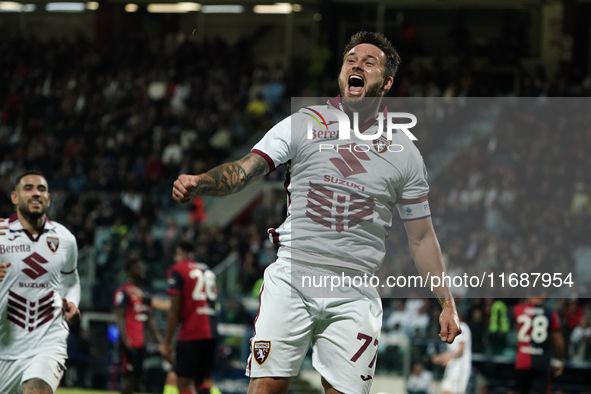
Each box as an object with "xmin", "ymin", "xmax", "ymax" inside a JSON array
[{"xmin": 172, "ymin": 174, "xmax": 200, "ymax": 203}]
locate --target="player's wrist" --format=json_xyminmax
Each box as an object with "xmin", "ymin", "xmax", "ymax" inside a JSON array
[{"xmin": 437, "ymin": 296, "xmax": 455, "ymax": 310}]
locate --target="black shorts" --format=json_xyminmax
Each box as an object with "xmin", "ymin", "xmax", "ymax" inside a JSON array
[
  {"xmin": 515, "ymin": 368, "xmax": 551, "ymax": 394},
  {"xmin": 175, "ymin": 339, "xmax": 217, "ymax": 384},
  {"xmin": 122, "ymin": 346, "xmax": 146, "ymax": 379}
]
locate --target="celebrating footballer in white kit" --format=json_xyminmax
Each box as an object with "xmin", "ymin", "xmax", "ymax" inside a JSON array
[
  {"xmin": 0, "ymin": 171, "xmax": 80, "ymax": 394},
  {"xmin": 173, "ymin": 31, "xmax": 461, "ymax": 394}
]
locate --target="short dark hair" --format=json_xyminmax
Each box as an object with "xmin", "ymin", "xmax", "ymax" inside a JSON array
[
  {"xmin": 14, "ymin": 170, "xmax": 47, "ymax": 189},
  {"xmin": 343, "ymin": 31, "xmax": 401, "ymax": 80},
  {"xmin": 177, "ymin": 241, "xmax": 195, "ymax": 254},
  {"xmin": 124, "ymin": 256, "xmax": 142, "ymax": 273}
]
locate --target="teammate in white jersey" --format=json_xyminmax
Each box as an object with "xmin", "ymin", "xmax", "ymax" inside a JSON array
[
  {"xmin": 0, "ymin": 171, "xmax": 81, "ymax": 394},
  {"xmin": 172, "ymin": 31, "xmax": 461, "ymax": 394},
  {"xmin": 432, "ymin": 321, "xmax": 472, "ymax": 394}
]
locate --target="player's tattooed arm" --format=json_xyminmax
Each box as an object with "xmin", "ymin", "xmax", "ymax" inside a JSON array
[
  {"xmin": 437, "ymin": 295, "xmax": 455, "ymax": 309},
  {"xmin": 173, "ymin": 153, "xmax": 270, "ymax": 202},
  {"xmin": 199, "ymin": 153, "xmax": 269, "ymax": 196}
]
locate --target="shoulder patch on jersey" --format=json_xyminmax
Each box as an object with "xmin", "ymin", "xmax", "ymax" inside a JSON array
[
  {"xmin": 253, "ymin": 340, "xmax": 271, "ymax": 365},
  {"xmin": 46, "ymin": 236, "xmax": 59, "ymax": 253}
]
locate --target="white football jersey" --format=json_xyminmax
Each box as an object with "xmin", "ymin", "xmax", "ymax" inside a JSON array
[
  {"xmin": 252, "ymin": 98, "xmax": 430, "ymax": 274},
  {"xmin": 446, "ymin": 321, "xmax": 472, "ymax": 368},
  {"xmin": 0, "ymin": 214, "xmax": 78, "ymax": 360}
]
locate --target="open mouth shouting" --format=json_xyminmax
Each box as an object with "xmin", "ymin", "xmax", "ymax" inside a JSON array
[{"xmin": 347, "ymin": 74, "xmax": 365, "ymax": 96}]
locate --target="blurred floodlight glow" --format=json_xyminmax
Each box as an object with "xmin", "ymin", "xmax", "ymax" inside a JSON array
[
  {"xmin": 86, "ymin": 1, "xmax": 98, "ymax": 10},
  {"xmin": 292, "ymin": 4, "xmax": 302, "ymax": 11},
  {"xmin": 201, "ymin": 4, "xmax": 243, "ymax": 13},
  {"xmin": 22, "ymin": 3, "xmax": 35, "ymax": 11},
  {"xmin": 147, "ymin": 2, "xmax": 200, "ymax": 12},
  {"xmin": 253, "ymin": 3, "xmax": 292, "ymax": 14},
  {"xmin": 46, "ymin": 2, "xmax": 86, "ymax": 11},
  {"xmin": 125, "ymin": 3, "xmax": 138, "ymax": 12},
  {"xmin": 0, "ymin": 1, "xmax": 22, "ymax": 11},
  {"xmin": 179, "ymin": 2, "xmax": 200, "ymax": 11}
]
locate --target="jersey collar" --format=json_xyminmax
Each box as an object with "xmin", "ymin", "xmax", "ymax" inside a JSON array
[
  {"xmin": 8, "ymin": 212, "xmax": 56, "ymax": 242},
  {"xmin": 326, "ymin": 95, "xmax": 389, "ymax": 134}
]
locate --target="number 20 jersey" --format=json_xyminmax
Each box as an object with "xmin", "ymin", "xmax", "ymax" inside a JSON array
[
  {"xmin": 0, "ymin": 214, "xmax": 78, "ymax": 360},
  {"xmin": 251, "ymin": 98, "xmax": 431, "ymax": 275},
  {"xmin": 514, "ymin": 302, "xmax": 560, "ymax": 370},
  {"xmin": 166, "ymin": 259, "xmax": 218, "ymax": 341}
]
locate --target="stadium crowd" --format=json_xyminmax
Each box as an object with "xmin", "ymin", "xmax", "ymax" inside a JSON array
[{"xmin": 1, "ymin": 32, "xmax": 591, "ymax": 391}]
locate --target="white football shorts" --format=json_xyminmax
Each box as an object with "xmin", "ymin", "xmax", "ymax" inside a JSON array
[
  {"xmin": 441, "ymin": 359, "xmax": 471, "ymax": 394},
  {"xmin": 0, "ymin": 353, "xmax": 67, "ymax": 394},
  {"xmin": 246, "ymin": 257, "xmax": 382, "ymax": 394}
]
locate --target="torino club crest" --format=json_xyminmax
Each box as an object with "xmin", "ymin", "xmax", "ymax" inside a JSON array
[
  {"xmin": 46, "ymin": 236, "xmax": 59, "ymax": 253},
  {"xmin": 253, "ymin": 341, "xmax": 271, "ymax": 365},
  {"xmin": 372, "ymin": 135, "xmax": 395, "ymax": 154}
]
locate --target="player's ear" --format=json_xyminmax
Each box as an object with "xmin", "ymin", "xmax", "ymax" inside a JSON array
[
  {"xmin": 382, "ymin": 76, "xmax": 393, "ymax": 92},
  {"xmin": 47, "ymin": 192, "xmax": 51, "ymax": 207},
  {"xmin": 10, "ymin": 190, "xmax": 18, "ymax": 205}
]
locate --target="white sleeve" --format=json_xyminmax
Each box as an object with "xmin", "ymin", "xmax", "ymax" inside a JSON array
[
  {"xmin": 61, "ymin": 236, "xmax": 81, "ymax": 307},
  {"xmin": 251, "ymin": 115, "xmax": 293, "ymax": 172},
  {"xmin": 459, "ymin": 323, "xmax": 471, "ymax": 345},
  {"xmin": 395, "ymin": 147, "xmax": 431, "ymax": 221}
]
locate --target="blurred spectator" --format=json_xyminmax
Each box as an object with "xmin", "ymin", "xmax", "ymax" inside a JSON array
[
  {"xmin": 406, "ymin": 362, "xmax": 433, "ymax": 394},
  {"xmin": 469, "ymin": 308, "xmax": 488, "ymax": 354},
  {"xmin": 571, "ymin": 182, "xmax": 590, "ymax": 214},
  {"xmin": 569, "ymin": 317, "xmax": 591, "ymax": 361},
  {"xmin": 385, "ymin": 300, "xmax": 410, "ymax": 333},
  {"xmin": 220, "ymin": 299, "xmax": 252, "ymax": 326},
  {"xmin": 489, "ymin": 299, "xmax": 509, "ymax": 355}
]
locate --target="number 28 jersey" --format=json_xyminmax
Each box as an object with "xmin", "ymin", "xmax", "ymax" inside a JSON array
[
  {"xmin": 514, "ymin": 302, "xmax": 560, "ymax": 370},
  {"xmin": 166, "ymin": 260, "xmax": 218, "ymax": 341}
]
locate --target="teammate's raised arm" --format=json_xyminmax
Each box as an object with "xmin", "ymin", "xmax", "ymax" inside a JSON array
[
  {"xmin": 404, "ymin": 216, "xmax": 461, "ymax": 344},
  {"xmin": 172, "ymin": 152, "xmax": 270, "ymax": 203}
]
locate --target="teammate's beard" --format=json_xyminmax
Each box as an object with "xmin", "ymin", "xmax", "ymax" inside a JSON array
[{"xmin": 18, "ymin": 201, "xmax": 47, "ymax": 222}]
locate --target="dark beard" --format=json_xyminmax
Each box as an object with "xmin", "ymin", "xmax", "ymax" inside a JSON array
[
  {"xmin": 19, "ymin": 204, "xmax": 46, "ymax": 222},
  {"xmin": 340, "ymin": 80, "xmax": 384, "ymax": 111}
]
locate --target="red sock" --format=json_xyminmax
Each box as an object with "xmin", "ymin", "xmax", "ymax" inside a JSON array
[{"xmin": 179, "ymin": 389, "xmax": 195, "ymax": 394}]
